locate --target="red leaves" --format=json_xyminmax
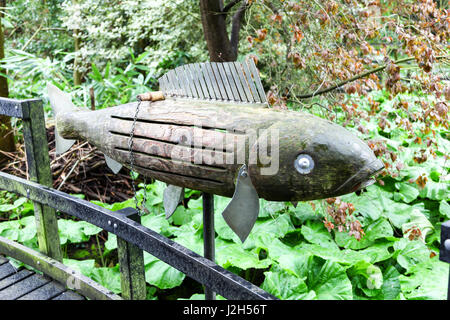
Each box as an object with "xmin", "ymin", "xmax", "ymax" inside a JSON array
[
  {"xmin": 404, "ymin": 226, "xmax": 422, "ymax": 241},
  {"xmin": 266, "ymin": 88, "xmax": 287, "ymax": 110},
  {"xmin": 270, "ymin": 13, "xmax": 282, "ymax": 24},
  {"xmin": 288, "ymin": 52, "xmax": 306, "ymax": 69},
  {"xmin": 422, "ymin": 101, "xmax": 448, "ymax": 128},
  {"xmin": 247, "ymin": 0, "xmax": 446, "ymax": 139},
  {"xmin": 291, "ymin": 24, "xmax": 304, "ymax": 43},
  {"xmin": 415, "ymin": 174, "xmax": 428, "ymax": 189},
  {"xmin": 367, "ymin": 139, "xmax": 386, "ymax": 158},
  {"xmin": 255, "ymin": 28, "xmax": 268, "ymax": 42},
  {"xmin": 385, "ymin": 59, "xmax": 406, "ymax": 95},
  {"xmin": 323, "ymin": 198, "xmax": 364, "ymax": 240},
  {"xmin": 378, "ymin": 117, "xmax": 389, "ymax": 131}
]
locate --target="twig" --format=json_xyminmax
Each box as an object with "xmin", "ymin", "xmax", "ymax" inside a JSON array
[
  {"xmin": 51, "ymin": 141, "xmax": 89, "ymax": 164},
  {"xmin": 21, "ymin": 24, "xmax": 43, "ymax": 51},
  {"xmin": 222, "ymin": 0, "xmax": 241, "ymax": 13},
  {"xmin": 230, "ymin": 0, "xmax": 248, "ymax": 54},
  {"xmin": 95, "ymin": 234, "xmax": 105, "ymax": 267},
  {"xmin": 57, "ymin": 159, "xmax": 79, "ymax": 190},
  {"xmin": 296, "ymin": 55, "xmax": 449, "ymax": 99}
]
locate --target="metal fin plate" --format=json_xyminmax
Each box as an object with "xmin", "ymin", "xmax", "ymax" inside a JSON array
[
  {"xmin": 163, "ymin": 184, "xmax": 184, "ymax": 219},
  {"xmin": 158, "ymin": 57, "xmax": 267, "ymax": 105},
  {"xmin": 221, "ymin": 165, "xmax": 260, "ymax": 242}
]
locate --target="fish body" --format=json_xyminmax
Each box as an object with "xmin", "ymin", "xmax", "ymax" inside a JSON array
[{"xmin": 53, "ymin": 95, "xmax": 383, "ymax": 201}]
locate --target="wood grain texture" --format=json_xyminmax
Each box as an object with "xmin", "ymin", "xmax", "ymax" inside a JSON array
[{"xmin": 56, "ymin": 98, "xmax": 381, "ymax": 201}]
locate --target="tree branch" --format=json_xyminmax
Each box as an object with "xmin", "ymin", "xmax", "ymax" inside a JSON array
[
  {"xmin": 200, "ymin": 0, "xmax": 234, "ymax": 61},
  {"xmin": 230, "ymin": 0, "xmax": 247, "ymax": 55},
  {"xmin": 222, "ymin": 0, "xmax": 242, "ymax": 14},
  {"xmin": 296, "ymin": 55, "xmax": 449, "ymax": 99}
]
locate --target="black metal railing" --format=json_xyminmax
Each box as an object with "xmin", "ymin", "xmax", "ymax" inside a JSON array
[
  {"xmin": 439, "ymin": 221, "xmax": 450, "ymax": 300},
  {"xmin": 0, "ymin": 97, "xmax": 276, "ymax": 300}
]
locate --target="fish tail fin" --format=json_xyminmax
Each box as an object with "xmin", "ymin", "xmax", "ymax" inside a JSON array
[{"xmin": 47, "ymin": 83, "xmax": 76, "ymax": 155}]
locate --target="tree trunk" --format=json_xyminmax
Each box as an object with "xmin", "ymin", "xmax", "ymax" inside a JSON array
[
  {"xmin": 73, "ymin": 28, "xmax": 82, "ymax": 86},
  {"xmin": 200, "ymin": 0, "xmax": 241, "ymax": 62},
  {"xmin": 0, "ymin": 0, "xmax": 15, "ymax": 163}
]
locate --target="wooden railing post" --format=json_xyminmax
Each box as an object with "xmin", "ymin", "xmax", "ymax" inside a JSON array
[
  {"xmin": 21, "ymin": 99, "xmax": 62, "ymax": 262},
  {"xmin": 116, "ymin": 208, "xmax": 146, "ymax": 300}
]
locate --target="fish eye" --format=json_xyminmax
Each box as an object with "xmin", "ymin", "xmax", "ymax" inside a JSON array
[{"xmin": 295, "ymin": 154, "xmax": 314, "ymax": 174}]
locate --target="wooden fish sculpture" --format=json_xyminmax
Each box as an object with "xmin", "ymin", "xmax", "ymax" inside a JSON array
[{"xmin": 47, "ymin": 58, "xmax": 384, "ymax": 242}]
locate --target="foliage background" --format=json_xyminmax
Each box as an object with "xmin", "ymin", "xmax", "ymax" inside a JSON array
[{"xmin": 0, "ymin": 0, "xmax": 448, "ymax": 300}]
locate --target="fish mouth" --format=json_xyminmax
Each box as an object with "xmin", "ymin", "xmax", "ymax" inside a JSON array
[{"xmin": 334, "ymin": 158, "xmax": 384, "ymax": 194}]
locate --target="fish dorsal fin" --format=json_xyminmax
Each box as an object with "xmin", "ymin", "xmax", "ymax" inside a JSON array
[{"xmin": 158, "ymin": 57, "xmax": 267, "ymax": 105}]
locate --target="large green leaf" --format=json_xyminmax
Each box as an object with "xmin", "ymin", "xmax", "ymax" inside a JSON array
[
  {"xmin": 307, "ymin": 258, "xmax": 353, "ymax": 300},
  {"xmin": 144, "ymin": 252, "xmax": 185, "ymax": 289},
  {"xmin": 295, "ymin": 243, "xmax": 359, "ymax": 265},
  {"xmin": 358, "ymin": 241, "xmax": 394, "ymax": 263},
  {"xmin": 245, "ymin": 215, "xmax": 295, "ymax": 248},
  {"xmin": 300, "ymin": 220, "xmax": 339, "ymax": 250},
  {"xmin": 401, "ymin": 208, "xmax": 433, "ymax": 240},
  {"xmin": 393, "ymin": 238, "xmax": 431, "ymax": 272},
  {"xmin": 375, "ymin": 266, "xmax": 402, "ymax": 300},
  {"xmin": 90, "ymin": 266, "xmax": 122, "ymax": 294},
  {"xmin": 288, "ymin": 202, "xmax": 318, "ymax": 223},
  {"xmin": 78, "ymin": 221, "xmax": 102, "ymax": 236},
  {"xmin": 141, "ymin": 212, "xmax": 171, "ymax": 235},
  {"xmin": 394, "ymin": 182, "xmax": 420, "ymax": 203},
  {"xmin": 258, "ymin": 199, "xmax": 286, "ymax": 218},
  {"xmin": 215, "ymin": 239, "xmax": 271, "ymax": 270},
  {"xmin": 0, "ymin": 216, "xmax": 37, "ymax": 243},
  {"xmin": 399, "ymin": 257, "xmax": 449, "ymax": 300},
  {"xmin": 58, "ymin": 219, "xmax": 94, "ymax": 244},
  {"xmin": 351, "ymin": 262, "xmax": 383, "ymax": 295},
  {"xmin": 63, "ymin": 258, "xmax": 95, "ymax": 277},
  {"xmin": 418, "ymin": 180, "xmax": 449, "ymax": 201},
  {"xmin": 104, "ymin": 233, "xmax": 118, "ymax": 251},
  {"xmin": 276, "ymin": 250, "xmax": 312, "ymax": 278},
  {"xmin": 265, "ymin": 238, "xmax": 299, "ymax": 260},
  {"xmin": 261, "ymin": 268, "xmax": 312, "ymax": 300},
  {"xmin": 0, "ymin": 197, "xmax": 28, "ymax": 213},
  {"xmin": 334, "ymin": 218, "xmax": 393, "ymax": 249},
  {"xmin": 439, "ymin": 200, "xmax": 450, "ymax": 219}
]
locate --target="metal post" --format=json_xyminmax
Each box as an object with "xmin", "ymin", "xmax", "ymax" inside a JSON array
[
  {"xmin": 116, "ymin": 208, "xmax": 147, "ymax": 300},
  {"xmin": 21, "ymin": 99, "xmax": 62, "ymax": 262},
  {"xmin": 202, "ymin": 192, "xmax": 215, "ymax": 300}
]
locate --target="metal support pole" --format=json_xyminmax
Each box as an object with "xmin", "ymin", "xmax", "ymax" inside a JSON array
[
  {"xmin": 116, "ymin": 207, "xmax": 147, "ymax": 300},
  {"xmin": 21, "ymin": 99, "xmax": 62, "ymax": 262},
  {"xmin": 202, "ymin": 192, "xmax": 215, "ymax": 300}
]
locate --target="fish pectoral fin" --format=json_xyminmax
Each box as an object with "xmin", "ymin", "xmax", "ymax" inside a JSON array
[
  {"xmin": 163, "ymin": 184, "xmax": 184, "ymax": 219},
  {"xmin": 55, "ymin": 129, "xmax": 75, "ymax": 155},
  {"xmin": 104, "ymin": 154, "xmax": 123, "ymax": 174},
  {"xmin": 222, "ymin": 165, "xmax": 260, "ymax": 243}
]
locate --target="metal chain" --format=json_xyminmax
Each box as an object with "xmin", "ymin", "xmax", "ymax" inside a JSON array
[{"xmin": 128, "ymin": 98, "xmax": 148, "ymax": 215}]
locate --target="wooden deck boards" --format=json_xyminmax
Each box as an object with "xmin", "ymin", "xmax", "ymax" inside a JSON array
[{"xmin": 0, "ymin": 256, "xmax": 85, "ymax": 300}]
